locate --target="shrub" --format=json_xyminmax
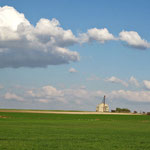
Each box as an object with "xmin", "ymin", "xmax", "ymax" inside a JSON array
[
  {"xmin": 116, "ymin": 108, "xmax": 131, "ymax": 113},
  {"xmin": 147, "ymin": 112, "xmax": 150, "ymax": 115},
  {"xmin": 111, "ymin": 110, "xmax": 116, "ymax": 112}
]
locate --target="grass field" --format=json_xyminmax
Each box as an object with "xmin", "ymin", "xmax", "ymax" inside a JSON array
[{"xmin": 0, "ymin": 111, "xmax": 150, "ymax": 150}]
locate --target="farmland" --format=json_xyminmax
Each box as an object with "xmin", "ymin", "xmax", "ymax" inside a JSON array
[{"xmin": 0, "ymin": 111, "xmax": 150, "ymax": 150}]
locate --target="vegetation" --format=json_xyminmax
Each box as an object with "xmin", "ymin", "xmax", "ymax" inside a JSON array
[
  {"xmin": 111, "ymin": 108, "xmax": 131, "ymax": 113},
  {"xmin": 116, "ymin": 107, "xmax": 131, "ymax": 113},
  {"xmin": 111, "ymin": 110, "xmax": 116, "ymax": 112},
  {"xmin": 147, "ymin": 112, "xmax": 150, "ymax": 115},
  {"xmin": 0, "ymin": 111, "xmax": 150, "ymax": 150}
]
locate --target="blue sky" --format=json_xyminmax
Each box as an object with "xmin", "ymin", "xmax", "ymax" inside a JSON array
[{"xmin": 0, "ymin": 0, "xmax": 150, "ymax": 112}]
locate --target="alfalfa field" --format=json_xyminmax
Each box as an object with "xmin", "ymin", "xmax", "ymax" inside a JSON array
[{"xmin": 0, "ymin": 111, "xmax": 150, "ymax": 150}]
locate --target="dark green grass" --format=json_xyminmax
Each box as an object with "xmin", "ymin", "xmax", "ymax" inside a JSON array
[{"xmin": 0, "ymin": 112, "xmax": 150, "ymax": 150}]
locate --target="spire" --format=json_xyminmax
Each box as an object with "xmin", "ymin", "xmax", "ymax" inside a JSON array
[
  {"xmin": 103, "ymin": 95, "xmax": 106, "ymax": 105},
  {"xmin": 103, "ymin": 95, "xmax": 106, "ymax": 112}
]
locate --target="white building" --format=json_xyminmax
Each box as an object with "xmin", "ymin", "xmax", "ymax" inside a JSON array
[
  {"xmin": 96, "ymin": 96, "xmax": 109, "ymax": 112},
  {"xmin": 96, "ymin": 103, "xmax": 109, "ymax": 112}
]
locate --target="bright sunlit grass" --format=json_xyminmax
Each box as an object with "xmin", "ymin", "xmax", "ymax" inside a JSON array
[{"xmin": 0, "ymin": 111, "xmax": 150, "ymax": 150}]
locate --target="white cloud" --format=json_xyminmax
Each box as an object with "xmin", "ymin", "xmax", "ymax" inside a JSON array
[
  {"xmin": 0, "ymin": 6, "xmax": 150, "ymax": 69},
  {"xmin": 26, "ymin": 85, "xmax": 91, "ymax": 105},
  {"xmin": 41, "ymin": 86, "xmax": 63, "ymax": 97},
  {"xmin": 143, "ymin": 80, "xmax": 150, "ymax": 90},
  {"xmin": 2, "ymin": 84, "xmax": 150, "ymax": 111},
  {"xmin": 28, "ymin": 85, "xmax": 63, "ymax": 98},
  {"xmin": 129, "ymin": 76, "xmax": 140, "ymax": 87},
  {"xmin": 106, "ymin": 76, "xmax": 128, "ymax": 87},
  {"xmin": 27, "ymin": 85, "xmax": 65, "ymax": 103},
  {"xmin": 39, "ymin": 99, "xmax": 49, "ymax": 103},
  {"xmin": 0, "ymin": 6, "xmax": 30, "ymax": 31},
  {"xmin": 30, "ymin": 85, "xmax": 150, "ymax": 104},
  {"xmin": 69, "ymin": 67, "xmax": 77, "ymax": 73},
  {"xmin": 4, "ymin": 92, "xmax": 24, "ymax": 101},
  {"xmin": 109, "ymin": 90, "xmax": 150, "ymax": 102},
  {"xmin": 63, "ymin": 88, "xmax": 89, "ymax": 99},
  {"xmin": 0, "ymin": 6, "xmax": 79, "ymax": 68},
  {"xmin": 95, "ymin": 89, "xmax": 150, "ymax": 102},
  {"xmin": 79, "ymin": 28, "xmax": 116, "ymax": 43},
  {"xmin": 96, "ymin": 90, "xmax": 107, "ymax": 97},
  {"xmin": 119, "ymin": 30, "xmax": 150, "ymax": 49}
]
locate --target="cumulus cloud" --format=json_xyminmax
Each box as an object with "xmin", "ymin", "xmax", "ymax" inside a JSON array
[
  {"xmin": 129, "ymin": 76, "xmax": 140, "ymax": 87},
  {"xmin": 39, "ymin": 99, "xmax": 49, "ymax": 103},
  {"xmin": 26, "ymin": 85, "xmax": 150, "ymax": 104},
  {"xmin": 119, "ymin": 30, "xmax": 150, "ymax": 49},
  {"xmin": 79, "ymin": 28, "xmax": 116, "ymax": 43},
  {"xmin": 143, "ymin": 80, "xmax": 150, "ymax": 90},
  {"xmin": 0, "ymin": 6, "xmax": 79, "ymax": 68},
  {"xmin": 4, "ymin": 92, "xmax": 24, "ymax": 101},
  {"xmin": 26, "ymin": 85, "xmax": 93, "ymax": 105},
  {"xmin": 28, "ymin": 85, "xmax": 63, "ymax": 97},
  {"xmin": 0, "ymin": 6, "xmax": 150, "ymax": 68},
  {"xmin": 2, "ymin": 84, "xmax": 150, "ymax": 111},
  {"xmin": 109, "ymin": 90, "xmax": 150, "ymax": 102},
  {"xmin": 96, "ymin": 89, "xmax": 150, "ymax": 102},
  {"xmin": 106, "ymin": 76, "xmax": 128, "ymax": 87},
  {"xmin": 41, "ymin": 86, "xmax": 63, "ymax": 97},
  {"xmin": 27, "ymin": 85, "xmax": 65, "ymax": 103},
  {"xmin": 69, "ymin": 67, "xmax": 77, "ymax": 73}
]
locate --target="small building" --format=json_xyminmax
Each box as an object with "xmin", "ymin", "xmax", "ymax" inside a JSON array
[{"xmin": 96, "ymin": 95, "xmax": 109, "ymax": 112}]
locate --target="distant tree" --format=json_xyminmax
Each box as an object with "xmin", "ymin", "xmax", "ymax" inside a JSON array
[
  {"xmin": 116, "ymin": 108, "xmax": 130, "ymax": 113},
  {"xmin": 116, "ymin": 108, "xmax": 121, "ymax": 112},
  {"xmin": 147, "ymin": 112, "xmax": 150, "ymax": 115},
  {"xmin": 111, "ymin": 110, "xmax": 116, "ymax": 112},
  {"xmin": 133, "ymin": 111, "xmax": 137, "ymax": 114}
]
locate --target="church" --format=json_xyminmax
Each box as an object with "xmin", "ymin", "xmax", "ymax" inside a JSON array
[{"xmin": 96, "ymin": 95, "xmax": 109, "ymax": 112}]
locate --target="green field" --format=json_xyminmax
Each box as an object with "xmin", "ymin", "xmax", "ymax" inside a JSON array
[{"xmin": 0, "ymin": 112, "xmax": 150, "ymax": 150}]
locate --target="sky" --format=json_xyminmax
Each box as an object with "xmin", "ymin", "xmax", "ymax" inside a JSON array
[{"xmin": 0, "ymin": 0, "xmax": 150, "ymax": 112}]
